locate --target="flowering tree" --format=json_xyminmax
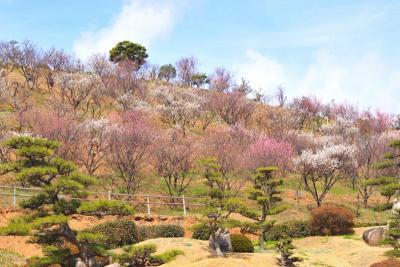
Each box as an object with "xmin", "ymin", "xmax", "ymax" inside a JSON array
[
  {"xmin": 153, "ymin": 131, "xmax": 196, "ymax": 197},
  {"xmin": 103, "ymin": 60, "xmax": 145, "ymax": 111},
  {"xmin": 202, "ymin": 125, "xmax": 254, "ymax": 195},
  {"xmin": 78, "ymin": 118, "xmax": 110, "ymax": 176},
  {"xmin": 54, "ymin": 72, "xmax": 103, "ymax": 116},
  {"xmin": 210, "ymin": 91, "xmax": 255, "ymax": 126},
  {"xmin": 106, "ymin": 111, "xmax": 154, "ymax": 195},
  {"xmin": 290, "ymin": 96, "xmax": 323, "ymax": 130},
  {"xmin": 156, "ymin": 87, "xmax": 204, "ymax": 135},
  {"xmin": 176, "ymin": 56, "xmax": 198, "ymax": 86},
  {"xmin": 21, "ymin": 108, "xmax": 83, "ymax": 161},
  {"xmin": 295, "ymin": 144, "xmax": 358, "ymax": 207},
  {"xmin": 247, "ymin": 136, "xmax": 293, "ymax": 173},
  {"xmin": 209, "ymin": 67, "xmax": 232, "ymax": 92}
]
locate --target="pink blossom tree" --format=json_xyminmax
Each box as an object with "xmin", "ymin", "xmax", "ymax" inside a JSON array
[
  {"xmin": 247, "ymin": 136, "xmax": 293, "ymax": 173},
  {"xmin": 210, "ymin": 91, "xmax": 255, "ymax": 126},
  {"xmin": 106, "ymin": 111, "xmax": 154, "ymax": 195},
  {"xmin": 153, "ymin": 131, "xmax": 196, "ymax": 198},
  {"xmin": 209, "ymin": 67, "xmax": 232, "ymax": 92},
  {"xmin": 202, "ymin": 125, "xmax": 254, "ymax": 195}
]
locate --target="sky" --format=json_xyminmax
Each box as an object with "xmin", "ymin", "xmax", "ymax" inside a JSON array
[{"xmin": 0, "ymin": 0, "xmax": 399, "ymax": 113}]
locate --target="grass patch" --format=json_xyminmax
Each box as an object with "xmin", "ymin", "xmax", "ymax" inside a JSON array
[
  {"xmin": 342, "ymin": 234, "xmax": 361, "ymax": 240},
  {"xmin": 0, "ymin": 249, "xmax": 25, "ymax": 267}
]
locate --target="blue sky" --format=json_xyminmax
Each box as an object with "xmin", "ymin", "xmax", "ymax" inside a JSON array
[{"xmin": 1, "ymin": 0, "xmax": 400, "ymax": 113}]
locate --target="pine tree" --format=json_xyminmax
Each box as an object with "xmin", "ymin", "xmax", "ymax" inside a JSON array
[
  {"xmin": 199, "ymin": 157, "xmax": 247, "ymax": 257},
  {"xmin": 0, "ymin": 136, "xmax": 134, "ymax": 266},
  {"xmin": 240, "ymin": 167, "xmax": 287, "ymax": 250},
  {"xmin": 378, "ymin": 139, "xmax": 400, "ymax": 257},
  {"xmin": 275, "ymin": 238, "xmax": 302, "ymax": 267}
]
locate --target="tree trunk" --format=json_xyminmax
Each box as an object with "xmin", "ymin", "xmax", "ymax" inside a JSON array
[{"xmin": 259, "ymin": 235, "xmax": 265, "ymax": 251}]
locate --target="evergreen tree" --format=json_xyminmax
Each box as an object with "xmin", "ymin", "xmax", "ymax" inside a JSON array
[
  {"xmin": 109, "ymin": 40, "xmax": 148, "ymax": 65},
  {"xmin": 0, "ymin": 136, "xmax": 134, "ymax": 266},
  {"xmin": 379, "ymin": 139, "xmax": 400, "ymax": 257},
  {"xmin": 275, "ymin": 238, "xmax": 302, "ymax": 267},
  {"xmin": 240, "ymin": 167, "xmax": 287, "ymax": 250},
  {"xmin": 199, "ymin": 157, "xmax": 247, "ymax": 257}
]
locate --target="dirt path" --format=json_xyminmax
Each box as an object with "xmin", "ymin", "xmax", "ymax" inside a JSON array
[{"xmin": 137, "ymin": 232, "xmax": 389, "ymax": 267}]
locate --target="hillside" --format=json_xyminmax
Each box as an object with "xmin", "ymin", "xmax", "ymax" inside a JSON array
[{"xmin": 0, "ymin": 40, "xmax": 399, "ymax": 266}]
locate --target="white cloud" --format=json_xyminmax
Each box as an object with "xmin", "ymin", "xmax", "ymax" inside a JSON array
[
  {"xmin": 234, "ymin": 49, "xmax": 400, "ymax": 113},
  {"xmin": 233, "ymin": 50, "xmax": 285, "ymax": 90},
  {"xmin": 73, "ymin": 0, "xmax": 188, "ymax": 61},
  {"xmin": 297, "ymin": 50, "xmax": 400, "ymax": 113}
]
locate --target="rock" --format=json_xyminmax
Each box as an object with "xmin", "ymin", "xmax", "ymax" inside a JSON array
[
  {"xmin": 209, "ymin": 228, "xmax": 233, "ymax": 256},
  {"xmin": 75, "ymin": 258, "xmax": 87, "ymax": 267},
  {"xmin": 363, "ymin": 227, "xmax": 387, "ymax": 246},
  {"xmin": 105, "ymin": 263, "xmax": 121, "ymax": 267}
]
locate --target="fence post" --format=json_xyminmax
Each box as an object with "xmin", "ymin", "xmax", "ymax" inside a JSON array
[
  {"xmin": 182, "ymin": 195, "xmax": 186, "ymax": 216},
  {"xmin": 146, "ymin": 197, "xmax": 151, "ymax": 216},
  {"xmin": 13, "ymin": 185, "xmax": 16, "ymax": 208},
  {"xmin": 108, "ymin": 190, "xmax": 111, "ymax": 200}
]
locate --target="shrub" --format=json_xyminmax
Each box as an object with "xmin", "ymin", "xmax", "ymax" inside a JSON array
[
  {"xmin": 150, "ymin": 249, "xmax": 184, "ymax": 264},
  {"xmin": 77, "ymin": 200, "xmax": 135, "ymax": 216},
  {"xmin": 370, "ymin": 259, "xmax": 400, "ymax": 267},
  {"xmin": 230, "ymin": 234, "xmax": 254, "ymax": 253},
  {"xmin": 372, "ymin": 203, "xmax": 393, "ymax": 212},
  {"xmin": 116, "ymin": 244, "xmax": 183, "ymax": 266},
  {"xmin": 265, "ymin": 220, "xmax": 311, "ymax": 240},
  {"xmin": 192, "ymin": 223, "xmax": 211, "ymax": 240},
  {"xmin": 0, "ymin": 215, "xmax": 34, "ymax": 236},
  {"xmin": 310, "ymin": 206, "xmax": 354, "ymax": 236},
  {"xmin": 138, "ymin": 224, "xmax": 184, "ymax": 241},
  {"xmin": 116, "ymin": 244, "xmax": 156, "ymax": 267},
  {"xmin": 354, "ymin": 221, "xmax": 387, "ymax": 227},
  {"xmin": 89, "ymin": 220, "xmax": 138, "ymax": 249}
]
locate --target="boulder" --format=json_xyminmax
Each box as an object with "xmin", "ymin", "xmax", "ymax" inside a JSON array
[
  {"xmin": 105, "ymin": 264, "xmax": 121, "ymax": 267},
  {"xmin": 363, "ymin": 227, "xmax": 387, "ymax": 246},
  {"xmin": 209, "ymin": 228, "xmax": 233, "ymax": 256}
]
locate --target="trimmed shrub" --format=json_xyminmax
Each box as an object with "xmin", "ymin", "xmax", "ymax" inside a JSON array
[
  {"xmin": 311, "ymin": 206, "xmax": 354, "ymax": 236},
  {"xmin": 192, "ymin": 223, "xmax": 211, "ymax": 240},
  {"xmin": 89, "ymin": 220, "xmax": 138, "ymax": 249},
  {"xmin": 265, "ymin": 220, "xmax": 311, "ymax": 240},
  {"xmin": 230, "ymin": 234, "xmax": 254, "ymax": 253},
  {"xmin": 370, "ymin": 259, "xmax": 400, "ymax": 267},
  {"xmin": 138, "ymin": 224, "xmax": 184, "ymax": 241},
  {"xmin": 150, "ymin": 249, "xmax": 184, "ymax": 264}
]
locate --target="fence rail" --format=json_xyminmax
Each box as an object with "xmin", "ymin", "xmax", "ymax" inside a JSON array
[{"xmin": 0, "ymin": 185, "xmax": 206, "ymax": 216}]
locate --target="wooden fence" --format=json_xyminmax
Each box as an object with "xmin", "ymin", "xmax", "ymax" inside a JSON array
[{"xmin": 0, "ymin": 185, "xmax": 206, "ymax": 216}]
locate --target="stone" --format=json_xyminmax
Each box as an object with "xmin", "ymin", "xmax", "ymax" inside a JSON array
[
  {"xmin": 363, "ymin": 227, "xmax": 387, "ymax": 246},
  {"xmin": 209, "ymin": 228, "xmax": 233, "ymax": 256},
  {"xmin": 105, "ymin": 263, "xmax": 121, "ymax": 267}
]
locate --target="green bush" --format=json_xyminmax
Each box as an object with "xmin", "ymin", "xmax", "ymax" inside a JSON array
[
  {"xmin": 265, "ymin": 220, "xmax": 311, "ymax": 240},
  {"xmin": 192, "ymin": 223, "xmax": 211, "ymax": 240},
  {"xmin": 150, "ymin": 249, "xmax": 184, "ymax": 264},
  {"xmin": 230, "ymin": 234, "xmax": 254, "ymax": 253},
  {"xmin": 311, "ymin": 206, "xmax": 354, "ymax": 236},
  {"xmin": 372, "ymin": 203, "xmax": 393, "ymax": 212},
  {"xmin": 138, "ymin": 224, "xmax": 184, "ymax": 241},
  {"xmin": 89, "ymin": 220, "xmax": 138, "ymax": 249},
  {"xmin": 0, "ymin": 215, "xmax": 34, "ymax": 236},
  {"xmin": 354, "ymin": 221, "xmax": 387, "ymax": 227}
]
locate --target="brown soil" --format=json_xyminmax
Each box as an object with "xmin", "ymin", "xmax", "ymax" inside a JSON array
[{"xmin": 0, "ymin": 236, "xmax": 43, "ymax": 258}]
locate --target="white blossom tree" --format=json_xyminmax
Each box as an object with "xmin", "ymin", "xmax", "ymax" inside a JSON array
[{"xmin": 295, "ymin": 144, "xmax": 358, "ymax": 207}]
